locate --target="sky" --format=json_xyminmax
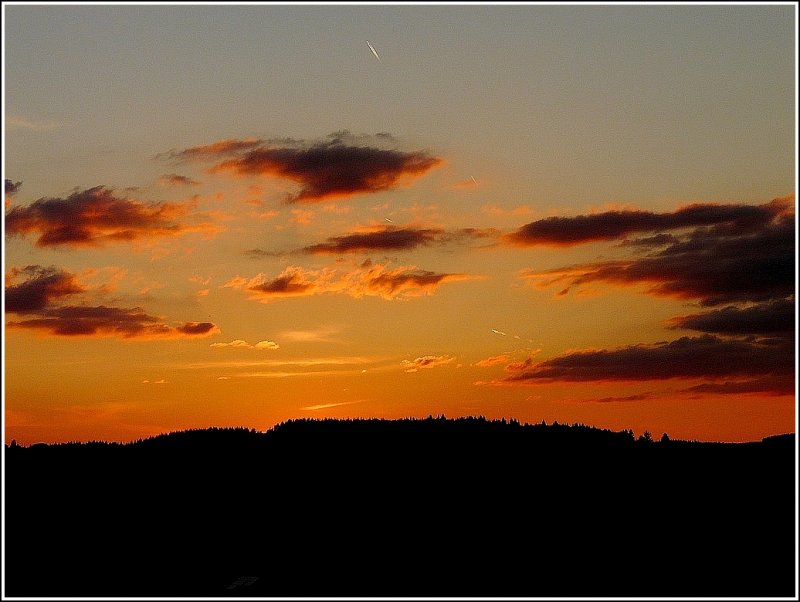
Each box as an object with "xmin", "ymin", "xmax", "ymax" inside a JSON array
[{"xmin": 3, "ymin": 2, "xmax": 797, "ymax": 445}]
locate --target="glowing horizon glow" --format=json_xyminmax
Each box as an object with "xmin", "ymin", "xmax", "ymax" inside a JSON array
[{"xmin": 3, "ymin": 3, "xmax": 796, "ymax": 446}]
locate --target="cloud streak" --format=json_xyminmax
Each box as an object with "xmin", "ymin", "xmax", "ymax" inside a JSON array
[
  {"xmin": 301, "ymin": 400, "xmax": 365, "ymax": 411},
  {"xmin": 5, "ymin": 186, "xmax": 213, "ymax": 247},
  {"xmin": 210, "ymin": 339, "xmax": 280, "ymax": 350}
]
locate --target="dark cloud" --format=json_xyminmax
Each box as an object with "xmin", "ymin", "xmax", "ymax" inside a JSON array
[
  {"xmin": 158, "ymin": 174, "xmax": 201, "ymax": 187},
  {"xmin": 173, "ymin": 133, "xmax": 442, "ymax": 203},
  {"xmin": 214, "ymin": 145, "xmax": 442, "ymax": 203},
  {"xmin": 620, "ymin": 233, "xmax": 678, "ymax": 248},
  {"xmin": 175, "ymin": 322, "xmax": 218, "ymax": 335},
  {"xmin": 498, "ymin": 335, "xmax": 793, "ymax": 387},
  {"xmin": 681, "ymin": 375, "xmax": 795, "ymax": 396},
  {"xmin": 248, "ymin": 271, "xmax": 314, "ymax": 296},
  {"xmin": 524, "ymin": 213, "xmax": 794, "ymax": 306},
  {"xmin": 669, "ymin": 299, "xmax": 795, "ymax": 337},
  {"xmin": 297, "ymin": 226, "xmax": 499, "ymax": 255},
  {"xmin": 7, "ymin": 306, "xmax": 217, "ymax": 339},
  {"xmin": 5, "ymin": 265, "xmax": 218, "ymax": 339},
  {"xmin": 368, "ymin": 269, "xmax": 455, "ymax": 296},
  {"xmin": 505, "ymin": 197, "xmax": 791, "ymax": 247},
  {"xmin": 242, "ymin": 248, "xmax": 281, "ymax": 259},
  {"xmin": 5, "ymin": 186, "xmax": 206, "ymax": 247},
  {"xmin": 300, "ymin": 227, "xmax": 444, "ymax": 255},
  {"xmin": 5, "ymin": 179, "xmax": 22, "ymax": 196},
  {"xmin": 5, "ymin": 265, "xmax": 84, "ymax": 313}
]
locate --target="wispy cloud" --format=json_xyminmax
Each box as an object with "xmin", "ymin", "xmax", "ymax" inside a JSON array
[
  {"xmin": 6, "ymin": 115, "xmax": 65, "ymax": 131},
  {"xmin": 210, "ymin": 339, "xmax": 280, "ymax": 350},
  {"xmin": 224, "ymin": 261, "xmax": 480, "ymax": 302},
  {"xmin": 276, "ymin": 326, "xmax": 343, "ymax": 344},
  {"xmin": 401, "ymin": 355, "xmax": 456, "ymax": 372},
  {"xmin": 158, "ymin": 174, "xmax": 201, "ymax": 187},
  {"xmin": 473, "ymin": 354, "xmax": 511, "ymax": 368}
]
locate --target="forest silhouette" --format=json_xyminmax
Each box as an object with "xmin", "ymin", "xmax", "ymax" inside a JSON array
[{"xmin": 4, "ymin": 416, "xmax": 796, "ymax": 597}]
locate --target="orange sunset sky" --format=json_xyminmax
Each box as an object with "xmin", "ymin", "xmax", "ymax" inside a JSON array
[{"xmin": 3, "ymin": 2, "xmax": 797, "ymax": 445}]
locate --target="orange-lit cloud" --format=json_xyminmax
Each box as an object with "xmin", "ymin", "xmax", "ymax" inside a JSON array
[
  {"xmin": 5, "ymin": 186, "xmax": 211, "ymax": 247},
  {"xmin": 175, "ymin": 132, "xmax": 443, "ymax": 203},
  {"xmin": 158, "ymin": 174, "xmax": 201, "ymax": 187},
  {"xmin": 224, "ymin": 261, "xmax": 479, "ymax": 302},
  {"xmin": 505, "ymin": 196, "xmax": 792, "ymax": 247},
  {"xmin": 401, "ymin": 355, "xmax": 456, "ymax": 372},
  {"xmin": 290, "ymin": 208, "xmax": 315, "ymax": 225},
  {"xmin": 6, "ymin": 264, "xmax": 218, "ymax": 339}
]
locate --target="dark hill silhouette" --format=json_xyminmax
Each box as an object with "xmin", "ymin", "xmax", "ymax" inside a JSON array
[{"xmin": 5, "ymin": 417, "xmax": 796, "ymax": 597}]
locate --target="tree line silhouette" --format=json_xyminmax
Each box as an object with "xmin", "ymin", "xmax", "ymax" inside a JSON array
[{"xmin": 5, "ymin": 417, "xmax": 796, "ymax": 597}]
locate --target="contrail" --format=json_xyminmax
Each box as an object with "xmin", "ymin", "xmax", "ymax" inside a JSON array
[
  {"xmin": 366, "ymin": 40, "xmax": 381, "ymax": 62},
  {"xmin": 471, "ymin": 176, "xmax": 478, "ymax": 186},
  {"xmin": 384, "ymin": 217, "xmax": 394, "ymax": 223},
  {"xmin": 491, "ymin": 329, "xmax": 508, "ymax": 336}
]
